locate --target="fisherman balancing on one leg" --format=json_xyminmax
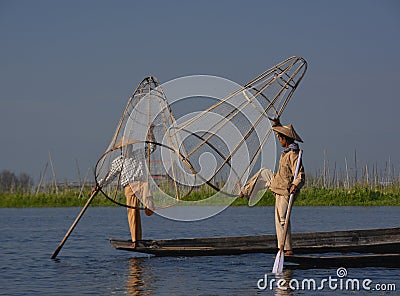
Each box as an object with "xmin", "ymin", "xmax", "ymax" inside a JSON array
[{"xmin": 239, "ymin": 118, "xmax": 305, "ymax": 255}]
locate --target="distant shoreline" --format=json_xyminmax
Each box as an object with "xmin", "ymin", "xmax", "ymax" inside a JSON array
[{"xmin": 1, "ymin": 187, "xmax": 399, "ymax": 208}]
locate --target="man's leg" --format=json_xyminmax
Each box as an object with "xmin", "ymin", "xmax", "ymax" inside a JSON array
[
  {"xmin": 240, "ymin": 169, "xmax": 273, "ymax": 198},
  {"xmin": 125, "ymin": 184, "xmax": 142, "ymax": 244},
  {"xmin": 274, "ymin": 194, "xmax": 292, "ymax": 252},
  {"xmin": 141, "ymin": 182, "xmax": 154, "ymax": 216}
]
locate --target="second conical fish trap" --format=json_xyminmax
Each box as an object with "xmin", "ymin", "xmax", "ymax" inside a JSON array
[{"xmin": 170, "ymin": 56, "xmax": 307, "ymax": 204}]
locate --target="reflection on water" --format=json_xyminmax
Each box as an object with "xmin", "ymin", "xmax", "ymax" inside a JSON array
[
  {"xmin": 127, "ymin": 258, "xmax": 144, "ymax": 295},
  {"xmin": 273, "ymin": 269, "xmax": 295, "ymax": 296},
  {"xmin": 127, "ymin": 258, "xmax": 154, "ymax": 296}
]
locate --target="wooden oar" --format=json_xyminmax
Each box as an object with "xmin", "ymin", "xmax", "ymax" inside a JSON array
[
  {"xmin": 272, "ymin": 150, "xmax": 302, "ymax": 274},
  {"xmin": 51, "ymin": 188, "xmax": 99, "ymax": 259}
]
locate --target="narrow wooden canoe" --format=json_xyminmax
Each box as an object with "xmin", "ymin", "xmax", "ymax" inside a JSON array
[
  {"xmin": 110, "ymin": 227, "xmax": 400, "ymax": 257},
  {"xmin": 284, "ymin": 254, "xmax": 400, "ymax": 268}
]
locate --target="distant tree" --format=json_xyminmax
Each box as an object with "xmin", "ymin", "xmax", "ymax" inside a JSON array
[
  {"xmin": 18, "ymin": 172, "xmax": 33, "ymax": 193},
  {"xmin": 0, "ymin": 170, "xmax": 17, "ymax": 192},
  {"xmin": 0, "ymin": 170, "xmax": 33, "ymax": 193}
]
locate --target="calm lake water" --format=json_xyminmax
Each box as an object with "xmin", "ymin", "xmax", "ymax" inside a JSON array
[{"xmin": 0, "ymin": 206, "xmax": 399, "ymax": 295}]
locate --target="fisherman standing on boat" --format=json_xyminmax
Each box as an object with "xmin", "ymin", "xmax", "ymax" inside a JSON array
[
  {"xmin": 239, "ymin": 118, "xmax": 305, "ymax": 255},
  {"xmin": 94, "ymin": 125, "xmax": 156, "ymax": 248}
]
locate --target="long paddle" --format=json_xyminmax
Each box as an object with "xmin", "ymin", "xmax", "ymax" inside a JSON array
[
  {"xmin": 272, "ymin": 149, "xmax": 302, "ymax": 274},
  {"xmin": 51, "ymin": 188, "xmax": 99, "ymax": 259}
]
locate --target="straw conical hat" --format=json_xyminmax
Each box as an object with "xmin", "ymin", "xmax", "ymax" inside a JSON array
[{"xmin": 272, "ymin": 124, "xmax": 303, "ymax": 142}]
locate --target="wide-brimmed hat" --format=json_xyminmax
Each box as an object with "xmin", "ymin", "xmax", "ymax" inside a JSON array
[{"xmin": 272, "ymin": 124, "xmax": 303, "ymax": 142}]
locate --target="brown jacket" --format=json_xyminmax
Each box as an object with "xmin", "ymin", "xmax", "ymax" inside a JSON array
[{"xmin": 269, "ymin": 149, "xmax": 305, "ymax": 196}]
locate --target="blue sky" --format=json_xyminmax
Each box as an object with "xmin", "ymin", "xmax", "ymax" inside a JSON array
[{"xmin": 1, "ymin": 0, "xmax": 399, "ymax": 182}]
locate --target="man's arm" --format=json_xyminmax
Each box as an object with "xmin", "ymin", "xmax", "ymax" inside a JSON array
[
  {"xmin": 98, "ymin": 156, "xmax": 123, "ymax": 187},
  {"xmin": 289, "ymin": 152, "xmax": 305, "ymax": 194}
]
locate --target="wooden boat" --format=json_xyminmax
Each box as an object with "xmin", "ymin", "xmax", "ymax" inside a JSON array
[
  {"xmin": 284, "ymin": 253, "xmax": 400, "ymax": 268},
  {"xmin": 110, "ymin": 227, "xmax": 400, "ymax": 257}
]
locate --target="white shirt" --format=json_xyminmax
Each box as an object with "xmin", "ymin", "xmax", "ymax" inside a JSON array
[{"xmin": 101, "ymin": 144, "xmax": 155, "ymax": 187}]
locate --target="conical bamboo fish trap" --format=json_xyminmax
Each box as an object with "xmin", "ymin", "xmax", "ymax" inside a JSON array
[
  {"xmin": 95, "ymin": 76, "xmax": 194, "ymax": 209},
  {"xmin": 170, "ymin": 56, "xmax": 307, "ymax": 203}
]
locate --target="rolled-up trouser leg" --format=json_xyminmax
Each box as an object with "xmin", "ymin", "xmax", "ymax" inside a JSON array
[
  {"xmin": 125, "ymin": 184, "xmax": 142, "ymax": 242},
  {"xmin": 274, "ymin": 193, "xmax": 292, "ymax": 250}
]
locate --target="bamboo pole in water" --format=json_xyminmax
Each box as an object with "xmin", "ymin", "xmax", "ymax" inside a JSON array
[{"xmin": 51, "ymin": 189, "xmax": 98, "ymax": 259}]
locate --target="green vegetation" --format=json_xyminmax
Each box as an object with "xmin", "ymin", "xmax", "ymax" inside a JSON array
[
  {"xmin": 295, "ymin": 186, "xmax": 400, "ymax": 206},
  {"xmin": 2, "ymin": 154, "xmax": 400, "ymax": 208},
  {"xmin": 0, "ymin": 186, "xmax": 399, "ymax": 208},
  {"xmin": 244, "ymin": 186, "xmax": 400, "ymax": 206},
  {"xmin": 0, "ymin": 191, "xmax": 119, "ymax": 208},
  {"xmin": 183, "ymin": 185, "xmax": 400, "ymax": 206}
]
